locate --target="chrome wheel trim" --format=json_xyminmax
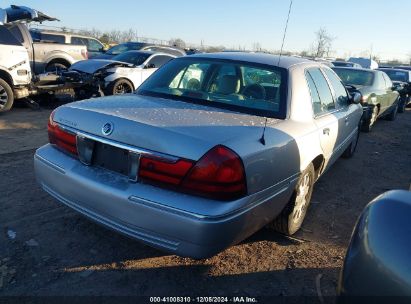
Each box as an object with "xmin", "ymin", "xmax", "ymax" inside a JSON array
[
  {"xmin": 0, "ymin": 84, "xmax": 8, "ymax": 109},
  {"xmin": 292, "ymin": 173, "xmax": 312, "ymax": 224},
  {"xmin": 114, "ymin": 82, "xmax": 132, "ymax": 95}
]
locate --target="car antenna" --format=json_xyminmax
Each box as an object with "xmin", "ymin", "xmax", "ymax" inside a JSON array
[
  {"xmin": 277, "ymin": 0, "xmax": 293, "ymax": 66},
  {"xmin": 259, "ymin": 0, "xmax": 292, "ymax": 145},
  {"xmin": 259, "ymin": 117, "xmax": 268, "ymax": 145}
]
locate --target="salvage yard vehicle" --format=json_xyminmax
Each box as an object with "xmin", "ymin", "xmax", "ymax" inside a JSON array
[
  {"xmin": 378, "ymin": 68, "xmax": 411, "ymax": 112},
  {"xmin": 3, "ymin": 5, "xmax": 88, "ymax": 74},
  {"xmin": 332, "ymin": 67, "xmax": 399, "ymax": 132},
  {"xmin": 68, "ymin": 50, "xmax": 177, "ymax": 97},
  {"xmin": 332, "ymin": 61, "xmax": 362, "ymax": 68},
  {"xmin": 0, "ymin": 5, "xmax": 89, "ymax": 112},
  {"xmin": 94, "ymin": 42, "xmax": 186, "ymax": 59},
  {"xmin": 338, "ymin": 190, "xmax": 411, "ymax": 298},
  {"xmin": 34, "ymin": 53, "xmax": 363, "ymax": 259},
  {"xmin": 29, "ymin": 28, "xmax": 105, "ymax": 58}
]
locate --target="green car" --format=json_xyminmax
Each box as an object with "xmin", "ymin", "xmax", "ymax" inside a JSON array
[{"xmin": 332, "ymin": 67, "xmax": 399, "ymax": 132}]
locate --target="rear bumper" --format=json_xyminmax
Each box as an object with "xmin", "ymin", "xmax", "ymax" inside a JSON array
[{"xmin": 34, "ymin": 145, "xmax": 297, "ymax": 259}]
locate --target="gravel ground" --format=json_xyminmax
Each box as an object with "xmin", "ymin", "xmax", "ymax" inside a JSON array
[{"xmin": 0, "ymin": 104, "xmax": 410, "ymax": 299}]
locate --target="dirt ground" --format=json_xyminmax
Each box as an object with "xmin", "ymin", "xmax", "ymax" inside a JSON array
[{"xmin": 0, "ymin": 103, "xmax": 410, "ymax": 299}]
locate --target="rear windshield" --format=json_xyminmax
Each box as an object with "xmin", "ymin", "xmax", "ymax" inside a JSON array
[
  {"xmin": 137, "ymin": 57, "xmax": 288, "ymax": 118},
  {"xmin": 383, "ymin": 70, "xmax": 409, "ymax": 82},
  {"xmin": 112, "ymin": 52, "xmax": 150, "ymax": 66},
  {"xmin": 332, "ymin": 68, "xmax": 374, "ymax": 86}
]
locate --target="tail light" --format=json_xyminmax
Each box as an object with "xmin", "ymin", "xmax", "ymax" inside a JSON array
[
  {"xmin": 48, "ymin": 110, "xmax": 78, "ymax": 156},
  {"xmin": 139, "ymin": 145, "xmax": 247, "ymax": 201}
]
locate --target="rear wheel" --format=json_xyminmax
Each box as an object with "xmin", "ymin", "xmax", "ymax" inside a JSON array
[
  {"xmin": 0, "ymin": 78, "xmax": 14, "ymax": 113},
  {"xmin": 362, "ymin": 105, "xmax": 378, "ymax": 132},
  {"xmin": 270, "ymin": 163, "xmax": 315, "ymax": 235},
  {"xmin": 108, "ymin": 79, "xmax": 134, "ymax": 96},
  {"xmin": 386, "ymin": 103, "xmax": 398, "ymax": 121}
]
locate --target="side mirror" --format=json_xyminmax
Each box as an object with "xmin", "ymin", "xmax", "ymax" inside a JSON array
[
  {"xmin": 338, "ymin": 190, "xmax": 411, "ymax": 297},
  {"xmin": 145, "ymin": 63, "xmax": 156, "ymax": 69},
  {"xmin": 350, "ymin": 92, "xmax": 362, "ymax": 104}
]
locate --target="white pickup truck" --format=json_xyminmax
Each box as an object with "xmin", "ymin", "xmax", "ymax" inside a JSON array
[{"xmin": 0, "ymin": 5, "xmax": 88, "ymax": 112}]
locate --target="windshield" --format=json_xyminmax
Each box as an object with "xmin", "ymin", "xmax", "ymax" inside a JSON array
[
  {"xmin": 106, "ymin": 43, "xmax": 145, "ymax": 55},
  {"xmin": 137, "ymin": 57, "xmax": 288, "ymax": 118},
  {"xmin": 332, "ymin": 68, "xmax": 374, "ymax": 86},
  {"xmin": 112, "ymin": 52, "xmax": 150, "ymax": 66},
  {"xmin": 383, "ymin": 70, "xmax": 409, "ymax": 82}
]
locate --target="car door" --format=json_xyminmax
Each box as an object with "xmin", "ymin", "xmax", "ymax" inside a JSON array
[
  {"xmin": 382, "ymin": 73, "xmax": 399, "ymax": 110},
  {"xmin": 305, "ymin": 68, "xmax": 345, "ymax": 166},
  {"xmin": 322, "ymin": 68, "xmax": 360, "ymax": 151}
]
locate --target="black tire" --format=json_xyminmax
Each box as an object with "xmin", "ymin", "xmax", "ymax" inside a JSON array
[
  {"xmin": 398, "ymin": 97, "xmax": 406, "ymax": 113},
  {"xmin": 386, "ymin": 103, "xmax": 398, "ymax": 121},
  {"xmin": 107, "ymin": 79, "xmax": 134, "ymax": 96},
  {"xmin": 270, "ymin": 163, "xmax": 315, "ymax": 235},
  {"xmin": 0, "ymin": 78, "xmax": 14, "ymax": 113},
  {"xmin": 362, "ymin": 105, "xmax": 378, "ymax": 133},
  {"xmin": 342, "ymin": 120, "xmax": 361, "ymax": 159},
  {"xmin": 45, "ymin": 62, "xmax": 69, "ymax": 73}
]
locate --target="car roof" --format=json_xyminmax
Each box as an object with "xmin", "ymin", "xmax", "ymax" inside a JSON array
[
  {"xmin": 188, "ymin": 52, "xmax": 312, "ymax": 69},
  {"xmin": 332, "ymin": 66, "xmax": 377, "ymax": 73}
]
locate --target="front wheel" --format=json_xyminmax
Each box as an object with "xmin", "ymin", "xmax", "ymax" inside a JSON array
[
  {"xmin": 270, "ymin": 163, "xmax": 315, "ymax": 235},
  {"xmin": 398, "ymin": 97, "xmax": 406, "ymax": 113},
  {"xmin": 45, "ymin": 62, "xmax": 69, "ymax": 72},
  {"xmin": 386, "ymin": 103, "xmax": 398, "ymax": 121},
  {"xmin": 0, "ymin": 78, "xmax": 14, "ymax": 113},
  {"xmin": 108, "ymin": 79, "xmax": 134, "ymax": 96}
]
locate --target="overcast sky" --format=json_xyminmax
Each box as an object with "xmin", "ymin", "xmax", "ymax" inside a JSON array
[{"xmin": 3, "ymin": 0, "xmax": 410, "ymax": 61}]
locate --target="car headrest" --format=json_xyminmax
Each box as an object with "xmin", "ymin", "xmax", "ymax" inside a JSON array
[{"xmin": 217, "ymin": 75, "xmax": 240, "ymax": 95}]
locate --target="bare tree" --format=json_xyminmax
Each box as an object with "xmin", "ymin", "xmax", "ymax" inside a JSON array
[
  {"xmin": 311, "ymin": 27, "xmax": 334, "ymax": 58},
  {"xmin": 169, "ymin": 38, "xmax": 186, "ymax": 49}
]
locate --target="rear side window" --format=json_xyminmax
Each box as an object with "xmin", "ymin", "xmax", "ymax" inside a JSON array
[
  {"xmin": 382, "ymin": 73, "xmax": 393, "ymax": 89},
  {"xmin": 306, "ymin": 68, "xmax": 335, "ymax": 116},
  {"xmin": 323, "ymin": 69, "xmax": 349, "ymax": 108},
  {"xmin": 0, "ymin": 25, "xmax": 22, "ymax": 46},
  {"xmin": 34, "ymin": 33, "xmax": 65, "ymax": 44}
]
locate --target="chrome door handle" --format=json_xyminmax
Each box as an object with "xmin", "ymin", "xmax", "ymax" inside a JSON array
[{"xmin": 323, "ymin": 128, "xmax": 330, "ymax": 135}]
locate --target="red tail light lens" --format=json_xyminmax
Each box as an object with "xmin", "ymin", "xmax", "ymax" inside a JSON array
[
  {"xmin": 48, "ymin": 111, "xmax": 78, "ymax": 156},
  {"xmin": 181, "ymin": 146, "xmax": 247, "ymax": 200},
  {"xmin": 139, "ymin": 156, "xmax": 194, "ymax": 186},
  {"xmin": 138, "ymin": 146, "xmax": 247, "ymax": 201}
]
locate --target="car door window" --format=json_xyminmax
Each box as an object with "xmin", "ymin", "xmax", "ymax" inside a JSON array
[
  {"xmin": 0, "ymin": 25, "xmax": 22, "ymax": 46},
  {"xmin": 7, "ymin": 25, "xmax": 24, "ymax": 44},
  {"xmin": 306, "ymin": 68, "xmax": 336, "ymax": 116},
  {"xmin": 323, "ymin": 69, "xmax": 349, "ymax": 108},
  {"xmin": 87, "ymin": 39, "xmax": 103, "ymax": 52},
  {"xmin": 146, "ymin": 55, "xmax": 173, "ymax": 68},
  {"xmin": 71, "ymin": 36, "xmax": 87, "ymax": 46}
]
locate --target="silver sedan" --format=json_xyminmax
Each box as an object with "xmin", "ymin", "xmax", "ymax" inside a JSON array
[{"xmin": 34, "ymin": 53, "xmax": 363, "ymax": 258}]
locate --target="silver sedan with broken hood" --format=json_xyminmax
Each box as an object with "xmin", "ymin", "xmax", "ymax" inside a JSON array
[{"xmin": 34, "ymin": 53, "xmax": 363, "ymax": 258}]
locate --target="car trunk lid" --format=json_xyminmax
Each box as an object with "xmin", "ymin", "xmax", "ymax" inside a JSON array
[{"xmin": 54, "ymin": 94, "xmax": 274, "ymax": 160}]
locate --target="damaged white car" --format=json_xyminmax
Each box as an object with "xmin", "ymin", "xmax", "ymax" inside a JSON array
[{"xmin": 68, "ymin": 50, "xmax": 177, "ymax": 98}]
